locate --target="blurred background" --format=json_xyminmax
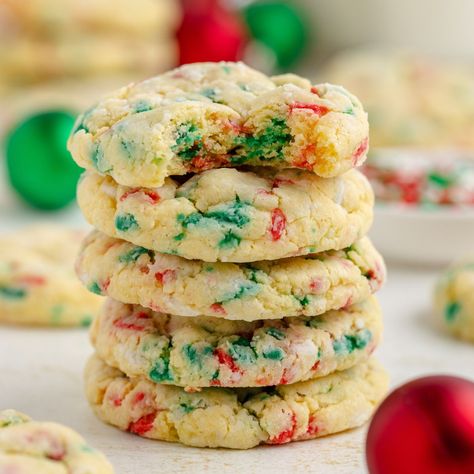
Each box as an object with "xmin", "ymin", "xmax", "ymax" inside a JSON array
[{"xmin": 1, "ymin": 0, "xmax": 474, "ymax": 265}]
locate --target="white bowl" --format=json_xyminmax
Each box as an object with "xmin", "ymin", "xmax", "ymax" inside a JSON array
[{"xmin": 370, "ymin": 204, "xmax": 474, "ymax": 266}]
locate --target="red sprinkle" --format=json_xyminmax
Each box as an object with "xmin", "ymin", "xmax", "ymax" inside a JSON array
[
  {"xmin": 293, "ymin": 144, "xmax": 316, "ymax": 171},
  {"xmin": 306, "ymin": 414, "xmax": 319, "ymax": 436},
  {"xmin": 352, "ymin": 137, "xmax": 369, "ymax": 166},
  {"xmin": 154, "ymin": 269, "xmax": 176, "ymax": 285},
  {"xmin": 210, "ymin": 303, "xmax": 227, "ymax": 315},
  {"xmin": 112, "ymin": 397, "xmax": 123, "ymax": 407},
  {"xmin": 366, "ymin": 269, "xmax": 376, "ymax": 280},
  {"xmin": 210, "ymin": 379, "xmax": 221, "ymax": 387},
  {"xmin": 255, "ymin": 376, "xmax": 270, "ymax": 385},
  {"xmin": 311, "ymin": 360, "xmax": 320, "ymax": 371},
  {"xmin": 269, "ymin": 208, "xmax": 287, "ymax": 241},
  {"xmin": 310, "ymin": 86, "xmax": 320, "ymax": 95},
  {"xmin": 136, "ymin": 311, "xmax": 150, "ymax": 319},
  {"xmin": 214, "ymin": 348, "xmax": 240, "ymax": 373},
  {"xmin": 102, "ymin": 278, "xmax": 111, "ymax": 291},
  {"xmin": 113, "ymin": 318, "xmax": 146, "ymax": 331},
  {"xmin": 269, "ymin": 413, "xmax": 297, "ymax": 444},
  {"xmin": 272, "ymin": 177, "xmax": 295, "ymax": 188},
  {"xmin": 128, "ymin": 413, "xmax": 156, "ymax": 436},
  {"xmin": 17, "ymin": 275, "xmax": 46, "ymax": 286},
  {"xmin": 278, "ymin": 369, "xmax": 290, "ymax": 385},
  {"xmin": 309, "ymin": 278, "xmax": 323, "ymax": 293},
  {"xmin": 120, "ymin": 189, "xmax": 160, "ymax": 204},
  {"xmin": 191, "ymin": 154, "xmax": 229, "ymax": 171},
  {"xmin": 139, "ymin": 266, "xmax": 150, "ymax": 274},
  {"xmin": 133, "ymin": 392, "xmax": 146, "ymax": 404},
  {"xmin": 48, "ymin": 449, "xmax": 65, "ymax": 462},
  {"xmin": 289, "ymin": 102, "xmax": 330, "ymax": 116}
]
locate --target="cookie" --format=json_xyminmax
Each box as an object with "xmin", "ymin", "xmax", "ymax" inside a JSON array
[
  {"xmin": 68, "ymin": 62, "xmax": 369, "ymax": 188},
  {"xmin": 85, "ymin": 355, "xmax": 388, "ymax": 449},
  {"xmin": 0, "ymin": 0, "xmax": 179, "ymax": 38},
  {"xmin": 434, "ymin": 259, "xmax": 474, "ymax": 342},
  {"xmin": 0, "ymin": 225, "xmax": 103, "ymax": 326},
  {"xmin": 77, "ymin": 167, "xmax": 373, "ymax": 263},
  {"xmin": 322, "ymin": 49, "xmax": 474, "ymax": 150},
  {"xmin": 0, "ymin": 37, "xmax": 175, "ymax": 86},
  {"xmin": 0, "ymin": 409, "xmax": 114, "ymax": 473},
  {"xmin": 91, "ymin": 296, "xmax": 382, "ymax": 388},
  {"xmin": 77, "ymin": 231, "xmax": 385, "ymax": 321}
]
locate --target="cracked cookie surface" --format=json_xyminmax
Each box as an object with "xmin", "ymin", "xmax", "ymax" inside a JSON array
[
  {"xmin": 85, "ymin": 355, "xmax": 388, "ymax": 449},
  {"xmin": 91, "ymin": 296, "xmax": 382, "ymax": 388},
  {"xmin": 77, "ymin": 167, "xmax": 373, "ymax": 262},
  {"xmin": 68, "ymin": 62, "xmax": 369, "ymax": 187},
  {"xmin": 77, "ymin": 231, "xmax": 385, "ymax": 320}
]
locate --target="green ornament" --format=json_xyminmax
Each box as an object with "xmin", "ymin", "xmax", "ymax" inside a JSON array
[
  {"xmin": 242, "ymin": 1, "xmax": 309, "ymax": 70},
  {"xmin": 5, "ymin": 110, "xmax": 81, "ymax": 210}
]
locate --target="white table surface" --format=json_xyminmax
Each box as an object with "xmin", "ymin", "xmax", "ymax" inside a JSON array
[{"xmin": 1, "ymin": 165, "xmax": 473, "ymax": 474}]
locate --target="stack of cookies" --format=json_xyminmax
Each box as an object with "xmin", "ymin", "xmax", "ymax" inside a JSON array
[
  {"xmin": 69, "ymin": 62, "xmax": 389, "ymax": 449},
  {"xmin": 0, "ymin": 0, "xmax": 179, "ymax": 89}
]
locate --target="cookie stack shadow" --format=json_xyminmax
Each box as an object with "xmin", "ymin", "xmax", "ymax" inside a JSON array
[{"xmin": 70, "ymin": 62, "xmax": 389, "ymax": 449}]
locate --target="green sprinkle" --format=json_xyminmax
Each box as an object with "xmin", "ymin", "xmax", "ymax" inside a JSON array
[
  {"xmin": 201, "ymin": 88, "xmax": 217, "ymax": 100},
  {"xmin": 88, "ymin": 281, "xmax": 102, "ymax": 295},
  {"xmin": 182, "ymin": 344, "xmax": 198, "ymax": 364},
  {"xmin": 80, "ymin": 315, "xmax": 93, "ymax": 327},
  {"xmin": 445, "ymin": 301, "xmax": 461, "ymax": 323},
  {"xmin": 294, "ymin": 295, "xmax": 311, "ymax": 307},
  {"xmin": 118, "ymin": 246, "xmax": 150, "ymax": 263},
  {"xmin": 134, "ymin": 100, "xmax": 153, "ymax": 113},
  {"xmin": 0, "ymin": 286, "xmax": 26, "ymax": 299},
  {"xmin": 173, "ymin": 232, "xmax": 185, "ymax": 241},
  {"xmin": 206, "ymin": 196, "xmax": 250, "ymax": 228},
  {"xmin": 179, "ymin": 403, "xmax": 195, "ymax": 414},
  {"xmin": 177, "ymin": 212, "xmax": 202, "ymax": 228},
  {"xmin": 80, "ymin": 444, "xmax": 95, "ymax": 453},
  {"xmin": 120, "ymin": 139, "xmax": 134, "ymax": 157},
  {"xmin": 149, "ymin": 346, "xmax": 173, "ymax": 382},
  {"xmin": 115, "ymin": 213, "xmax": 139, "ymax": 232},
  {"xmin": 172, "ymin": 122, "xmax": 203, "ymax": 160},
  {"xmin": 262, "ymin": 347, "xmax": 285, "ymax": 361},
  {"xmin": 233, "ymin": 118, "xmax": 292, "ymax": 163},
  {"xmin": 428, "ymin": 172, "xmax": 453, "ymax": 189},
  {"xmin": 90, "ymin": 144, "xmax": 103, "ymax": 169},
  {"xmin": 228, "ymin": 338, "xmax": 257, "ymax": 364},
  {"xmin": 333, "ymin": 329, "xmax": 372, "ymax": 354},
  {"xmin": 266, "ymin": 327, "xmax": 285, "ymax": 340},
  {"xmin": 222, "ymin": 65, "xmax": 232, "ymax": 74},
  {"xmin": 218, "ymin": 231, "xmax": 241, "ymax": 248},
  {"xmin": 178, "ymin": 197, "xmax": 251, "ymax": 229},
  {"xmin": 219, "ymin": 281, "xmax": 260, "ymax": 303}
]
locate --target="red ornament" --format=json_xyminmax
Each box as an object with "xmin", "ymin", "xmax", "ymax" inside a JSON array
[
  {"xmin": 176, "ymin": 0, "xmax": 247, "ymax": 64},
  {"xmin": 366, "ymin": 375, "xmax": 474, "ymax": 474}
]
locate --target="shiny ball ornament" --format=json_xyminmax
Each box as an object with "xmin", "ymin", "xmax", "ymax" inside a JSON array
[
  {"xmin": 366, "ymin": 375, "xmax": 474, "ymax": 474},
  {"xmin": 5, "ymin": 110, "xmax": 81, "ymax": 210},
  {"xmin": 176, "ymin": 0, "xmax": 247, "ymax": 64},
  {"xmin": 242, "ymin": 1, "xmax": 308, "ymax": 70}
]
